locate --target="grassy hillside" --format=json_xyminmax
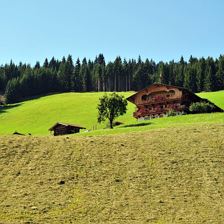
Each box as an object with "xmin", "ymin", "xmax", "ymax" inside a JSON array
[
  {"xmin": 0, "ymin": 124, "xmax": 224, "ymax": 223},
  {"xmin": 0, "ymin": 90, "xmax": 224, "ymax": 135},
  {"xmin": 0, "ymin": 92, "xmax": 135, "ymax": 135},
  {"xmin": 1, "ymin": 91, "xmax": 224, "ymax": 223}
]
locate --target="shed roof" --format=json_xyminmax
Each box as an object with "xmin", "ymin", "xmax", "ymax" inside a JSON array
[{"xmin": 49, "ymin": 122, "xmax": 86, "ymax": 131}]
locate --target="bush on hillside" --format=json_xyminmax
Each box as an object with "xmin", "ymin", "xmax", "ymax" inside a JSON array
[
  {"xmin": 189, "ymin": 101, "xmax": 215, "ymax": 114},
  {"xmin": 166, "ymin": 109, "xmax": 184, "ymax": 117},
  {"xmin": 166, "ymin": 109, "xmax": 179, "ymax": 117}
]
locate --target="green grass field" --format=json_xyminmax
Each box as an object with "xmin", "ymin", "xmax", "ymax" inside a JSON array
[
  {"xmin": 0, "ymin": 92, "xmax": 135, "ymax": 135},
  {"xmin": 0, "ymin": 90, "xmax": 224, "ymax": 135}
]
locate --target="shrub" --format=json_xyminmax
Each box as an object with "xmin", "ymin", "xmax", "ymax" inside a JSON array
[
  {"xmin": 166, "ymin": 109, "xmax": 178, "ymax": 117},
  {"xmin": 189, "ymin": 101, "xmax": 215, "ymax": 114},
  {"xmin": 166, "ymin": 109, "xmax": 183, "ymax": 117}
]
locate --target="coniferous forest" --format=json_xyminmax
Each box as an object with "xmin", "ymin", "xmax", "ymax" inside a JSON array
[{"xmin": 1, "ymin": 54, "xmax": 224, "ymax": 103}]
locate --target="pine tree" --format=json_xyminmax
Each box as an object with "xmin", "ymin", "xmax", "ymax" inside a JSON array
[
  {"xmin": 5, "ymin": 78, "xmax": 21, "ymax": 103},
  {"xmin": 105, "ymin": 62, "xmax": 114, "ymax": 91},
  {"xmin": 196, "ymin": 57, "xmax": 206, "ymax": 92},
  {"xmin": 175, "ymin": 56, "xmax": 185, "ymax": 87},
  {"xmin": 204, "ymin": 57, "xmax": 216, "ymax": 91},
  {"xmin": 113, "ymin": 57, "xmax": 123, "ymax": 91},
  {"xmin": 216, "ymin": 55, "xmax": 224, "ymax": 90},
  {"xmin": 0, "ymin": 68, "xmax": 6, "ymax": 92},
  {"xmin": 184, "ymin": 65, "xmax": 197, "ymax": 92},
  {"xmin": 43, "ymin": 58, "xmax": 49, "ymax": 68},
  {"xmin": 72, "ymin": 58, "xmax": 82, "ymax": 91},
  {"xmin": 80, "ymin": 58, "xmax": 92, "ymax": 91},
  {"xmin": 158, "ymin": 62, "xmax": 169, "ymax": 84},
  {"xmin": 34, "ymin": 62, "xmax": 40, "ymax": 70}
]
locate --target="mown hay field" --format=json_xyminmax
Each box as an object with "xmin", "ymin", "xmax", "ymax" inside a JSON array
[{"xmin": 0, "ymin": 124, "xmax": 224, "ymax": 223}]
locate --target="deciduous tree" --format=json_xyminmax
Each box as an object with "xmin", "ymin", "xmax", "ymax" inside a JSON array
[{"xmin": 97, "ymin": 93, "xmax": 127, "ymax": 129}]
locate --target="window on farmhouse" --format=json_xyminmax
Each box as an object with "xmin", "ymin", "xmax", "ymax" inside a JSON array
[
  {"xmin": 141, "ymin": 95, "xmax": 147, "ymax": 101},
  {"xmin": 169, "ymin": 90, "xmax": 175, "ymax": 96}
]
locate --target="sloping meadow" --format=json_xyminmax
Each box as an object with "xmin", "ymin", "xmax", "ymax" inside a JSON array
[
  {"xmin": 0, "ymin": 124, "xmax": 224, "ymax": 223},
  {"xmin": 0, "ymin": 90, "xmax": 224, "ymax": 135}
]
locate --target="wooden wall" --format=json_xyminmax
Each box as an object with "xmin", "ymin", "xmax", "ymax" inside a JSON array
[{"xmin": 132, "ymin": 85, "xmax": 182, "ymax": 106}]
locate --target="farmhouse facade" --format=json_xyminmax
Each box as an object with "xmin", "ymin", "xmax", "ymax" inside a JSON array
[
  {"xmin": 49, "ymin": 122, "xmax": 85, "ymax": 136},
  {"xmin": 127, "ymin": 83, "xmax": 222, "ymax": 119}
]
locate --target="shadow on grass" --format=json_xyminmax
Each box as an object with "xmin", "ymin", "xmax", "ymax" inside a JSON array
[
  {"xmin": 121, "ymin": 122, "xmax": 151, "ymax": 128},
  {"xmin": 0, "ymin": 103, "xmax": 22, "ymax": 114},
  {"xmin": 0, "ymin": 92, "xmax": 65, "ymax": 106},
  {"xmin": 19, "ymin": 92, "xmax": 63, "ymax": 102}
]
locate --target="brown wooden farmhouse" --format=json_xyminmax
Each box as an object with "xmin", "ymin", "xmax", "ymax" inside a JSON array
[
  {"xmin": 49, "ymin": 122, "xmax": 85, "ymax": 136},
  {"xmin": 127, "ymin": 83, "xmax": 223, "ymax": 119}
]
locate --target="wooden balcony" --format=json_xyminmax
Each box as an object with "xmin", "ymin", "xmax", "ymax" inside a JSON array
[{"xmin": 139, "ymin": 97, "xmax": 182, "ymax": 106}]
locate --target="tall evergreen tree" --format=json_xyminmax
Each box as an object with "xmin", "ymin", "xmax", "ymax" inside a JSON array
[
  {"xmin": 80, "ymin": 58, "xmax": 92, "ymax": 91},
  {"xmin": 216, "ymin": 55, "xmax": 224, "ymax": 90},
  {"xmin": 72, "ymin": 58, "xmax": 82, "ymax": 91},
  {"xmin": 204, "ymin": 57, "xmax": 216, "ymax": 91},
  {"xmin": 158, "ymin": 62, "xmax": 169, "ymax": 84},
  {"xmin": 175, "ymin": 56, "xmax": 185, "ymax": 86},
  {"xmin": 113, "ymin": 57, "xmax": 123, "ymax": 91},
  {"xmin": 184, "ymin": 65, "xmax": 197, "ymax": 92},
  {"xmin": 196, "ymin": 57, "xmax": 206, "ymax": 92},
  {"xmin": 43, "ymin": 58, "xmax": 49, "ymax": 68}
]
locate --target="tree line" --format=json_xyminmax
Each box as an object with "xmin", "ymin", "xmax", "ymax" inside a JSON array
[{"xmin": 0, "ymin": 54, "xmax": 224, "ymax": 103}]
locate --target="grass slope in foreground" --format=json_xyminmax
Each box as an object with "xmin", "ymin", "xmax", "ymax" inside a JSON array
[
  {"xmin": 0, "ymin": 124, "xmax": 224, "ymax": 223},
  {"xmin": 0, "ymin": 90, "xmax": 224, "ymax": 135}
]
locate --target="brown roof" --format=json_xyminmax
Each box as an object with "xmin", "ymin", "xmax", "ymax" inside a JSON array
[{"xmin": 49, "ymin": 122, "xmax": 86, "ymax": 131}]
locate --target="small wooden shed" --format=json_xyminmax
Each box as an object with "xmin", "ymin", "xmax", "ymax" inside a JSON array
[{"xmin": 49, "ymin": 122, "xmax": 85, "ymax": 136}]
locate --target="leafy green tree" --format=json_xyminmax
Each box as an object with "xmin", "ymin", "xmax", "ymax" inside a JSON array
[{"xmin": 97, "ymin": 93, "xmax": 127, "ymax": 129}]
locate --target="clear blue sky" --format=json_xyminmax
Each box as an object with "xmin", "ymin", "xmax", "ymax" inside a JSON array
[{"xmin": 1, "ymin": 0, "xmax": 224, "ymax": 65}]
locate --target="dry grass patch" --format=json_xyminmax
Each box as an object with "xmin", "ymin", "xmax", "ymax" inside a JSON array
[{"xmin": 0, "ymin": 124, "xmax": 224, "ymax": 223}]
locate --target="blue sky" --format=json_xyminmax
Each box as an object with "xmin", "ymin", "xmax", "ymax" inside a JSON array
[{"xmin": 1, "ymin": 0, "xmax": 224, "ymax": 65}]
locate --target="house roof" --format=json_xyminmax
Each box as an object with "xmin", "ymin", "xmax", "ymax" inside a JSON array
[{"xmin": 49, "ymin": 122, "xmax": 86, "ymax": 131}]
